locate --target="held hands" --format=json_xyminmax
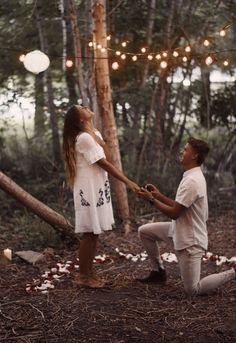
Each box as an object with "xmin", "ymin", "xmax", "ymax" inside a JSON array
[{"xmin": 138, "ymin": 184, "xmax": 160, "ymax": 202}]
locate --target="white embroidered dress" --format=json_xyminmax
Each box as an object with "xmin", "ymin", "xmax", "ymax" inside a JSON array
[{"xmin": 73, "ymin": 131, "xmax": 114, "ymax": 234}]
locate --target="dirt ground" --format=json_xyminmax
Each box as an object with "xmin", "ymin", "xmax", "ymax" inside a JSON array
[{"xmin": 0, "ymin": 209, "xmax": 235, "ymax": 343}]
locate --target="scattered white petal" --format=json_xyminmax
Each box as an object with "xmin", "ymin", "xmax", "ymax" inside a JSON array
[
  {"xmin": 51, "ymin": 268, "xmax": 58, "ymax": 274},
  {"xmin": 216, "ymin": 256, "xmax": 228, "ymax": 266},
  {"xmin": 131, "ymin": 257, "xmax": 138, "ymax": 262},
  {"xmin": 161, "ymin": 252, "xmax": 178, "ymax": 263},
  {"xmin": 126, "ymin": 254, "xmax": 133, "ymax": 259}
]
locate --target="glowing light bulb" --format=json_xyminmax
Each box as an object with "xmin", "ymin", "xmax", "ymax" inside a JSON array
[
  {"xmin": 88, "ymin": 42, "xmax": 93, "ymax": 47},
  {"xmin": 205, "ymin": 56, "xmax": 213, "ymax": 65},
  {"xmin": 223, "ymin": 60, "xmax": 229, "ymax": 66},
  {"xmin": 203, "ymin": 39, "xmax": 210, "ymax": 47},
  {"xmin": 112, "ymin": 62, "xmax": 119, "ymax": 70},
  {"xmin": 97, "ymin": 44, "xmax": 102, "ymax": 49},
  {"xmin": 66, "ymin": 60, "xmax": 73, "ymax": 67},
  {"xmin": 106, "ymin": 35, "xmax": 111, "ymax": 41},
  {"xmin": 116, "ymin": 51, "xmax": 121, "ymax": 56},
  {"xmin": 132, "ymin": 55, "xmax": 138, "ymax": 61},
  {"xmin": 182, "ymin": 56, "xmax": 188, "ymax": 62},
  {"xmin": 160, "ymin": 61, "xmax": 167, "ymax": 69},
  {"xmin": 173, "ymin": 51, "xmax": 179, "ymax": 57},
  {"xmin": 121, "ymin": 42, "xmax": 127, "ymax": 47},
  {"xmin": 155, "ymin": 54, "xmax": 161, "ymax": 60},
  {"xmin": 148, "ymin": 55, "xmax": 153, "ymax": 60},
  {"xmin": 162, "ymin": 52, "xmax": 167, "ymax": 57},
  {"xmin": 185, "ymin": 46, "xmax": 191, "ymax": 52},
  {"xmin": 101, "ymin": 47, "xmax": 106, "ymax": 53},
  {"xmin": 19, "ymin": 54, "xmax": 25, "ymax": 62},
  {"xmin": 183, "ymin": 79, "xmax": 191, "ymax": 87},
  {"xmin": 141, "ymin": 47, "xmax": 146, "ymax": 53},
  {"xmin": 219, "ymin": 29, "xmax": 226, "ymax": 37},
  {"xmin": 121, "ymin": 54, "xmax": 126, "ymax": 60}
]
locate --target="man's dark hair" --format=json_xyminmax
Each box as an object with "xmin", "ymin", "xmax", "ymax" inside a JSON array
[{"xmin": 188, "ymin": 137, "xmax": 210, "ymax": 165}]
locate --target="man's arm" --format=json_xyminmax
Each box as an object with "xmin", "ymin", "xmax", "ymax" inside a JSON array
[{"xmin": 144, "ymin": 183, "xmax": 175, "ymax": 207}]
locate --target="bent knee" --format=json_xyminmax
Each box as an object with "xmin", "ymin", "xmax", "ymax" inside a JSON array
[{"xmin": 138, "ymin": 225, "xmax": 148, "ymax": 239}]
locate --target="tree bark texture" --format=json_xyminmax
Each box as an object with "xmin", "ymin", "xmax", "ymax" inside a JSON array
[
  {"xmin": 35, "ymin": 2, "xmax": 62, "ymax": 169},
  {"xmin": 92, "ymin": 0, "xmax": 130, "ymax": 225},
  {"xmin": 0, "ymin": 172, "xmax": 75, "ymax": 237},
  {"xmin": 68, "ymin": 0, "xmax": 89, "ymax": 105}
]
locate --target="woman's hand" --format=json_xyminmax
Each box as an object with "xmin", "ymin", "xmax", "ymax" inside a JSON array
[{"xmin": 127, "ymin": 181, "xmax": 141, "ymax": 193}]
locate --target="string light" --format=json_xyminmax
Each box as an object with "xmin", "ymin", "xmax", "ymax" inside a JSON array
[
  {"xmin": 203, "ymin": 39, "xmax": 210, "ymax": 46},
  {"xmin": 12, "ymin": 21, "xmax": 236, "ymax": 73},
  {"xmin": 183, "ymin": 79, "xmax": 191, "ymax": 87},
  {"xmin": 219, "ymin": 29, "xmax": 226, "ymax": 37},
  {"xmin": 66, "ymin": 60, "xmax": 73, "ymax": 67},
  {"xmin": 160, "ymin": 61, "xmax": 168, "ymax": 69},
  {"xmin": 112, "ymin": 61, "xmax": 119, "ymax": 70},
  {"xmin": 185, "ymin": 46, "xmax": 191, "ymax": 52},
  {"xmin": 19, "ymin": 54, "xmax": 25, "ymax": 62},
  {"xmin": 205, "ymin": 55, "xmax": 213, "ymax": 65}
]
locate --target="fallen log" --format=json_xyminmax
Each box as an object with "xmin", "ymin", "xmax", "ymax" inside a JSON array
[{"xmin": 0, "ymin": 171, "xmax": 76, "ymax": 240}]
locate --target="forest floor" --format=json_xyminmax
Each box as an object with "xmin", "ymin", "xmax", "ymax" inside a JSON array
[{"xmin": 0, "ymin": 207, "xmax": 235, "ymax": 343}]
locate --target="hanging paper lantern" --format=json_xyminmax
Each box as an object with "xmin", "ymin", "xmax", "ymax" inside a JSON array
[{"xmin": 23, "ymin": 50, "xmax": 50, "ymax": 74}]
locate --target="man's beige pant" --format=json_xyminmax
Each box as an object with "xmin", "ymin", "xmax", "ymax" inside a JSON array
[{"xmin": 138, "ymin": 222, "xmax": 235, "ymax": 296}]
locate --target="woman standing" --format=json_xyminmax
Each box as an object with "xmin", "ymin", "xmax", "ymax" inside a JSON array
[{"xmin": 63, "ymin": 105, "xmax": 139, "ymax": 288}]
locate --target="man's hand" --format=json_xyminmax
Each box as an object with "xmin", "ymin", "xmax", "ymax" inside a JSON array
[
  {"xmin": 144, "ymin": 184, "xmax": 161, "ymax": 200},
  {"xmin": 138, "ymin": 187, "xmax": 154, "ymax": 201}
]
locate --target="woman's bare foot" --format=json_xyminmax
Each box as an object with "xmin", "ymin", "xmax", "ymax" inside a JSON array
[{"xmin": 75, "ymin": 273, "xmax": 105, "ymax": 288}]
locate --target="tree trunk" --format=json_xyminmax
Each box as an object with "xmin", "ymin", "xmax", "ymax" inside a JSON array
[
  {"xmin": 68, "ymin": 0, "xmax": 89, "ymax": 105},
  {"xmin": 140, "ymin": 0, "xmax": 156, "ymax": 88},
  {"xmin": 35, "ymin": 2, "xmax": 62, "ymax": 170},
  {"xmin": 61, "ymin": 0, "xmax": 78, "ymax": 105},
  {"xmin": 92, "ymin": 0, "xmax": 130, "ymax": 228},
  {"xmin": 0, "ymin": 172, "xmax": 75, "ymax": 238},
  {"xmin": 34, "ymin": 73, "xmax": 45, "ymax": 143}
]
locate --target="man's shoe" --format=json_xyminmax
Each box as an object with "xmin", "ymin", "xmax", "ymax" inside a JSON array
[{"xmin": 137, "ymin": 269, "xmax": 167, "ymax": 284}]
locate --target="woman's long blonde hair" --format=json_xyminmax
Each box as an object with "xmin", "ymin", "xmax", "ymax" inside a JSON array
[{"xmin": 63, "ymin": 105, "xmax": 82, "ymax": 186}]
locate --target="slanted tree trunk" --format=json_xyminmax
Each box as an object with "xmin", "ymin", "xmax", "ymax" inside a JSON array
[
  {"xmin": 92, "ymin": 0, "xmax": 130, "ymax": 229},
  {"xmin": 0, "ymin": 172, "xmax": 75, "ymax": 238}
]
